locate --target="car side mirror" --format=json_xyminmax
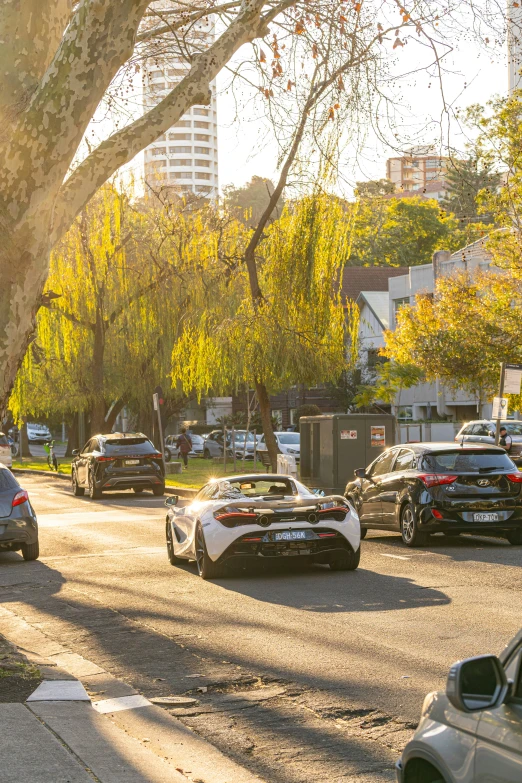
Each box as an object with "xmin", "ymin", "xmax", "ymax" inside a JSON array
[
  {"xmin": 72, "ymin": 449, "xmax": 79, "ymax": 456},
  {"xmin": 446, "ymin": 654, "xmax": 509, "ymax": 713},
  {"xmin": 311, "ymin": 488, "xmax": 325, "ymax": 496},
  {"xmin": 354, "ymin": 468, "xmax": 368, "ymax": 479},
  {"xmin": 165, "ymin": 495, "xmax": 178, "ymax": 507}
]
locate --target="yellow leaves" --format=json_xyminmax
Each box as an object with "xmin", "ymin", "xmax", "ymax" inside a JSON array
[
  {"xmin": 393, "ymin": 37, "xmax": 404, "ymax": 49},
  {"xmin": 337, "ymin": 75, "xmax": 345, "ymax": 90},
  {"xmin": 353, "ymin": 1, "xmax": 362, "ymax": 11},
  {"xmin": 295, "ymin": 20, "xmax": 305, "ymax": 33},
  {"xmin": 312, "ymin": 42, "xmax": 318, "ymax": 58},
  {"xmin": 287, "ymin": 80, "xmax": 294, "ymax": 90},
  {"xmin": 259, "ymin": 49, "xmax": 266, "ymax": 63},
  {"xmin": 328, "ymin": 107, "xmax": 335, "ymax": 120}
]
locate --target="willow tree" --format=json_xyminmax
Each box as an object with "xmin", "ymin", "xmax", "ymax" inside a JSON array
[
  {"xmin": 10, "ymin": 185, "xmax": 212, "ymax": 434},
  {"xmin": 172, "ymin": 194, "xmax": 357, "ymax": 468}
]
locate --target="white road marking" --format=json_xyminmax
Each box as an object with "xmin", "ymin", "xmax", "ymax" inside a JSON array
[
  {"xmin": 380, "ymin": 553, "xmax": 410, "ymax": 560},
  {"xmin": 92, "ymin": 694, "xmax": 152, "ymax": 713},
  {"xmin": 27, "ymin": 679, "xmax": 90, "ymax": 702}
]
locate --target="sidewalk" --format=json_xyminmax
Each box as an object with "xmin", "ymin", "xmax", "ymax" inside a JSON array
[{"xmin": 0, "ymin": 622, "xmax": 265, "ymax": 783}]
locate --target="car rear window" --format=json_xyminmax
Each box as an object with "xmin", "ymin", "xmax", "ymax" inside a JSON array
[
  {"xmin": 104, "ymin": 438, "xmax": 157, "ymax": 455},
  {"xmin": 0, "ymin": 469, "xmax": 19, "ymax": 490},
  {"xmin": 0, "ymin": 434, "xmax": 8, "ymax": 446},
  {"xmin": 422, "ymin": 450, "xmax": 516, "ymax": 473}
]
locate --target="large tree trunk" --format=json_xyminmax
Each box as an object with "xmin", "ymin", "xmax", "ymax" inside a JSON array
[
  {"xmin": 255, "ymin": 380, "xmax": 279, "ymax": 472},
  {"xmin": 64, "ymin": 413, "xmax": 79, "ymax": 457},
  {"xmin": 89, "ymin": 310, "xmax": 107, "ymax": 434},
  {"xmin": 19, "ymin": 421, "xmax": 32, "ymax": 459}
]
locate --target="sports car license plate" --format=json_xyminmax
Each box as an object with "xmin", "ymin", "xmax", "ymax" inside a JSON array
[
  {"xmin": 125, "ymin": 459, "xmax": 140, "ymax": 466},
  {"xmin": 274, "ymin": 531, "xmax": 307, "ymax": 542},
  {"xmin": 473, "ymin": 513, "xmax": 499, "ymax": 522}
]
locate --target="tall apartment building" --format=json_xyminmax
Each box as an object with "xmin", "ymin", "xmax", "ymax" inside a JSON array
[
  {"xmin": 508, "ymin": 1, "xmax": 522, "ymax": 94},
  {"xmin": 141, "ymin": 8, "xmax": 219, "ymax": 198},
  {"xmin": 386, "ymin": 147, "xmax": 448, "ymax": 200}
]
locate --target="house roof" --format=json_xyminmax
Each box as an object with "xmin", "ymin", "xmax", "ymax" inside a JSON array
[
  {"xmin": 357, "ymin": 291, "xmax": 390, "ymax": 330},
  {"xmin": 341, "ymin": 266, "xmax": 408, "ymax": 301}
]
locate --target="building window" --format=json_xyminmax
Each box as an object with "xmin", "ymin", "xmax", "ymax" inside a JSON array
[
  {"xmin": 168, "ymin": 68, "xmax": 188, "ymax": 77},
  {"xmin": 194, "ymin": 146, "xmax": 210, "ymax": 154},
  {"xmin": 397, "ymin": 406, "xmax": 413, "ymax": 421},
  {"xmin": 193, "ymin": 108, "xmax": 210, "ymax": 116},
  {"xmin": 151, "ymin": 82, "xmax": 165, "ymax": 91},
  {"xmin": 151, "ymin": 147, "xmax": 166, "ymax": 156},
  {"xmin": 172, "ymin": 159, "xmax": 192, "ymax": 166},
  {"xmin": 425, "ymin": 158, "xmax": 442, "ymax": 168},
  {"xmin": 195, "ymin": 159, "xmax": 210, "ymax": 167},
  {"xmin": 169, "ymin": 146, "xmax": 191, "ymax": 154},
  {"xmin": 150, "ymin": 70, "xmax": 164, "ymax": 79},
  {"xmin": 170, "ymin": 172, "xmax": 192, "ymax": 180},
  {"xmin": 194, "ymin": 121, "xmax": 210, "ymax": 129},
  {"xmin": 169, "ymin": 133, "xmax": 191, "ymax": 141},
  {"xmin": 196, "ymin": 185, "xmax": 213, "ymax": 194},
  {"xmin": 194, "ymin": 134, "xmax": 210, "ymax": 141},
  {"xmin": 272, "ymin": 409, "xmax": 283, "ymax": 427},
  {"xmin": 393, "ymin": 297, "xmax": 410, "ymax": 315},
  {"xmin": 289, "ymin": 408, "xmax": 297, "ymax": 426},
  {"xmin": 195, "ymin": 172, "xmax": 211, "ymax": 180},
  {"xmin": 174, "ymin": 121, "xmax": 191, "ymax": 128}
]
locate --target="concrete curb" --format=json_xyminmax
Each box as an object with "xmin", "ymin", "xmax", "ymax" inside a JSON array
[{"xmin": 11, "ymin": 467, "xmax": 198, "ymax": 498}]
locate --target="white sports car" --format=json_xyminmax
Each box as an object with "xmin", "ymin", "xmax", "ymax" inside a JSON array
[{"xmin": 165, "ymin": 473, "xmax": 361, "ymax": 579}]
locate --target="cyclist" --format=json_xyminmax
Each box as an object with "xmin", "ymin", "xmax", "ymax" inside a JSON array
[{"xmin": 44, "ymin": 440, "xmax": 58, "ymax": 471}]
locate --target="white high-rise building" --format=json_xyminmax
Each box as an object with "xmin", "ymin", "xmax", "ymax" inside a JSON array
[
  {"xmin": 508, "ymin": 1, "xmax": 522, "ymax": 94},
  {"xmin": 141, "ymin": 8, "xmax": 219, "ymax": 198}
]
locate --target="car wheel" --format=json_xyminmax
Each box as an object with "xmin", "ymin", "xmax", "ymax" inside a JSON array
[
  {"xmin": 21, "ymin": 540, "xmax": 39, "ymax": 561},
  {"xmin": 88, "ymin": 469, "xmax": 102, "ymax": 499},
  {"xmin": 166, "ymin": 523, "xmax": 184, "ymax": 565},
  {"xmin": 203, "ymin": 449, "xmax": 211, "ymax": 460},
  {"xmin": 329, "ymin": 547, "xmax": 360, "ymax": 571},
  {"xmin": 506, "ymin": 528, "xmax": 522, "ymax": 545},
  {"xmin": 400, "ymin": 504, "xmax": 427, "ymax": 547},
  {"xmin": 133, "ymin": 488, "xmax": 144, "ymax": 494},
  {"xmin": 72, "ymin": 469, "xmax": 85, "ymax": 497},
  {"xmin": 195, "ymin": 522, "xmax": 223, "ymax": 579},
  {"xmin": 153, "ymin": 484, "xmax": 165, "ymax": 497},
  {"xmin": 164, "ymin": 448, "xmax": 172, "ymax": 463}
]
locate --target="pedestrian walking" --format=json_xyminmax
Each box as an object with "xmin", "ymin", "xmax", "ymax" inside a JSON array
[
  {"xmin": 499, "ymin": 426, "xmax": 513, "ymax": 453},
  {"xmin": 176, "ymin": 428, "xmax": 192, "ymax": 469}
]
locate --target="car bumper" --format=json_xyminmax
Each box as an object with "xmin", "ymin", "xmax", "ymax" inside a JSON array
[
  {"xmin": 0, "ymin": 513, "xmax": 38, "ymax": 549},
  {"xmin": 217, "ymin": 530, "xmax": 356, "ymax": 568},
  {"xmin": 395, "ymin": 759, "xmax": 404, "ymax": 783},
  {"xmin": 417, "ymin": 503, "xmax": 522, "ymax": 534},
  {"xmin": 99, "ymin": 474, "xmax": 164, "ymax": 491}
]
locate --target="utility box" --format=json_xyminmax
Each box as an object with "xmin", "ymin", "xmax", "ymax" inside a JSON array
[{"xmin": 300, "ymin": 414, "xmax": 396, "ymax": 494}]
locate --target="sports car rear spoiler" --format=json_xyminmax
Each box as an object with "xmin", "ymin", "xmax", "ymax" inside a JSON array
[{"xmin": 215, "ymin": 494, "xmax": 349, "ymax": 511}]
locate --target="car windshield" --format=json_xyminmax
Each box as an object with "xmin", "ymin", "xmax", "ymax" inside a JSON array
[
  {"xmin": 104, "ymin": 438, "xmax": 157, "ymax": 455},
  {"xmin": 277, "ymin": 433, "xmax": 300, "ymax": 444},
  {"xmin": 191, "ymin": 435, "xmax": 204, "ymax": 444},
  {"xmin": 0, "ymin": 469, "xmax": 18, "ymax": 491},
  {"xmin": 0, "ymin": 434, "xmax": 8, "ymax": 446},
  {"xmin": 218, "ymin": 478, "xmax": 295, "ymax": 498},
  {"xmin": 421, "ymin": 450, "xmax": 516, "ymax": 473},
  {"xmin": 503, "ymin": 423, "xmax": 522, "ymax": 435},
  {"xmin": 229, "ymin": 432, "xmax": 255, "ymax": 442}
]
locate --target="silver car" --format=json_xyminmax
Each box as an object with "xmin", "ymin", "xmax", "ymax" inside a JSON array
[
  {"xmin": 455, "ymin": 420, "xmax": 522, "ymax": 466},
  {"xmin": 202, "ymin": 430, "xmax": 256, "ymax": 460},
  {"xmin": 397, "ymin": 629, "xmax": 522, "ymax": 782}
]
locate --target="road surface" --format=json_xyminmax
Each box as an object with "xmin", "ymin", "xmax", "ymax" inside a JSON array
[{"xmin": 1, "ymin": 474, "xmax": 521, "ymax": 782}]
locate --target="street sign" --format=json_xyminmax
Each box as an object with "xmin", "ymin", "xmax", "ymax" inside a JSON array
[
  {"xmin": 492, "ymin": 397, "xmax": 508, "ymax": 419},
  {"xmin": 153, "ymin": 392, "xmax": 159, "ymax": 411},
  {"xmin": 504, "ymin": 363, "xmax": 522, "ymax": 395}
]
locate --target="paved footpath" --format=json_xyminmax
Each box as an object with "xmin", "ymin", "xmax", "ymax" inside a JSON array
[{"xmin": 1, "ymin": 474, "xmax": 522, "ymax": 782}]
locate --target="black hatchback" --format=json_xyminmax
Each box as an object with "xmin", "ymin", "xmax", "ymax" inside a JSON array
[
  {"xmin": 71, "ymin": 433, "xmax": 165, "ymax": 498},
  {"xmin": 344, "ymin": 442, "xmax": 522, "ymax": 547}
]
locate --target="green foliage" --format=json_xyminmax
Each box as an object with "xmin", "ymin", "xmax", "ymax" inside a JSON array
[
  {"xmin": 223, "ymin": 176, "xmax": 285, "ymax": 228},
  {"xmin": 354, "ymin": 361, "xmax": 424, "ymax": 410},
  {"xmin": 348, "ymin": 196, "xmax": 470, "ymax": 267},
  {"xmin": 355, "ymin": 179, "xmax": 395, "ymax": 197},
  {"xmin": 295, "ymin": 404, "xmax": 321, "ymax": 430},
  {"xmin": 441, "ymin": 156, "xmax": 500, "ymax": 223},
  {"xmin": 171, "ymin": 194, "xmax": 355, "ymax": 399}
]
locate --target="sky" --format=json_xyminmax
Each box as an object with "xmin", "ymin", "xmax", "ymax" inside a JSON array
[{"xmin": 215, "ymin": 29, "xmax": 508, "ymax": 195}]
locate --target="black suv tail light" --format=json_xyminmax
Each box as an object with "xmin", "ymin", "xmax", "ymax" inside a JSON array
[
  {"xmin": 417, "ymin": 473, "xmax": 458, "ymax": 488},
  {"xmin": 507, "ymin": 473, "xmax": 522, "ymax": 484}
]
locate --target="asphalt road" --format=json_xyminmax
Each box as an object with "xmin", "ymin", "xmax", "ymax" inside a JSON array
[{"xmin": 2, "ymin": 474, "xmax": 522, "ymax": 782}]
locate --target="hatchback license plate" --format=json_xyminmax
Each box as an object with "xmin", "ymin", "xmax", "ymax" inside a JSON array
[
  {"xmin": 473, "ymin": 513, "xmax": 499, "ymax": 522},
  {"xmin": 274, "ymin": 531, "xmax": 307, "ymax": 542},
  {"xmin": 125, "ymin": 459, "xmax": 140, "ymax": 466}
]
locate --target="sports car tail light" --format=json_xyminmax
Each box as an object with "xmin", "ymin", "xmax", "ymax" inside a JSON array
[
  {"xmin": 214, "ymin": 511, "xmax": 257, "ymax": 528},
  {"xmin": 12, "ymin": 490, "xmax": 29, "ymax": 507},
  {"xmin": 97, "ymin": 456, "xmax": 117, "ymax": 462},
  {"xmin": 507, "ymin": 473, "xmax": 522, "ymax": 483},
  {"xmin": 242, "ymin": 536, "xmax": 263, "ymax": 542},
  {"xmin": 431, "ymin": 509, "xmax": 444, "ymax": 519},
  {"xmin": 318, "ymin": 506, "xmax": 348, "ymax": 521},
  {"xmin": 318, "ymin": 532, "xmax": 337, "ymax": 538},
  {"xmin": 417, "ymin": 474, "xmax": 458, "ymax": 488}
]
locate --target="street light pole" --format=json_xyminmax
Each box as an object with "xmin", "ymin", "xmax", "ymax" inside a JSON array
[{"xmin": 495, "ymin": 362, "xmax": 506, "ymax": 446}]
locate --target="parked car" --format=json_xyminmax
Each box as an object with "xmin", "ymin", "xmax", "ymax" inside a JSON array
[
  {"xmin": 26, "ymin": 423, "xmax": 52, "ymax": 444},
  {"xmin": 455, "ymin": 419, "xmax": 522, "ymax": 466},
  {"xmin": 202, "ymin": 430, "xmax": 257, "ymax": 460},
  {"xmin": 71, "ymin": 433, "xmax": 165, "ymax": 498},
  {"xmin": 0, "ymin": 433, "xmax": 13, "ymax": 468},
  {"xmin": 164, "ymin": 433, "xmax": 204, "ymax": 461},
  {"xmin": 344, "ymin": 442, "xmax": 522, "ymax": 546},
  {"xmin": 165, "ymin": 473, "xmax": 360, "ymax": 579},
  {"xmin": 397, "ymin": 628, "xmax": 522, "ymax": 783},
  {"xmin": 257, "ymin": 432, "xmax": 300, "ymax": 462},
  {"xmin": 0, "ymin": 466, "xmax": 38, "ymax": 560}
]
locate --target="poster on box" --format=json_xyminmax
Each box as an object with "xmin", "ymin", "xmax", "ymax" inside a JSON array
[
  {"xmin": 340, "ymin": 430, "xmax": 357, "ymax": 440},
  {"xmin": 370, "ymin": 425, "xmax": 385, "ymax": 448}
]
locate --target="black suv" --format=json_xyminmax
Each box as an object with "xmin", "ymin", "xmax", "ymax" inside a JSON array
[
  {"xmin": 344, "ymin": 442, "xmax": 522, "ymax": 546},
  {"xmin": 71, "ymin": 433, "xmax": 165, "ymax": 498}
]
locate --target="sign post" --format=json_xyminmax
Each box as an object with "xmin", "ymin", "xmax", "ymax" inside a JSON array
[
  {"xmin": 153, "ymin": 392, "xmax": 166, "ymax": 475},
  {"xmin": 494, "ymin": 363, "xmax": 522, "ymax": 445},
  {"xmin": 495, "ymin": 363, "xmax": 507, "ymax": 446}
]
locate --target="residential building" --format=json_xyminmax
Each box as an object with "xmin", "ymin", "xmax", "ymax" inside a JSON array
[
  {"xmin": 386, "ymin": 147, "xmax": 449, "ymax": 201},
  {"xmin": 508, "ymin": 1, "xmax": 522, "ymax": 95},
  {"xmin": 141, "ymin": 3, "xmax": 219, "ymax": 198}
]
